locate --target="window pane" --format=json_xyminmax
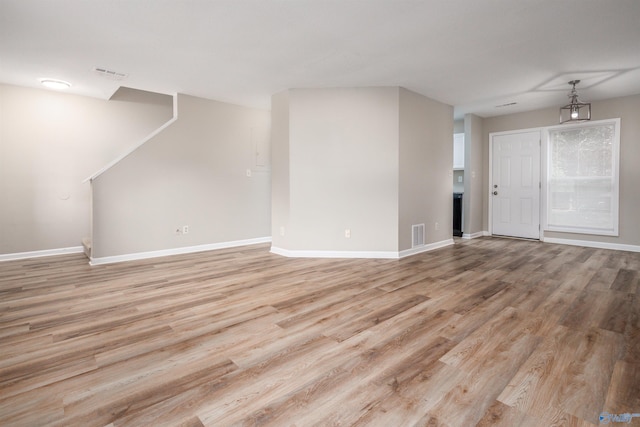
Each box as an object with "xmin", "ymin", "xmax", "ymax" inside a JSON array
[{"xmin": 548, "ymin": 123, "xmax": 616, "ymax": 234}]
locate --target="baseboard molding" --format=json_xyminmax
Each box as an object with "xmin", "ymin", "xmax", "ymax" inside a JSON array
[
  {"xmin": 462, "ymin": 231, "xmax": 489, "ymax": 240},
  {"xmin": 271, "ymin": 238, "xmax": 454, "ymax": 260},
  {"xmin": 0, "ymin": 246, "xmax": 84, "ymax": 262},
  {"xmin": 542, "ymin": 237, "xmax": 640, "ymax": 253},
  {"xmin": 398, "ymin": 238, "xmax": 454, "ymax": 258},
  {"xmin": 90, "ymin": 237, "xmax": 272, "ymax": 265},
  {"xmin": 270, "ymin": 247, "xmax": 399, "ymax": 259}
]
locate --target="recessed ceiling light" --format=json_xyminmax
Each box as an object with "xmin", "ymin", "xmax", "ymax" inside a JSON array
[{"xmin": 40, "ymin": 79, "xmax": 72, "ymax": 90}]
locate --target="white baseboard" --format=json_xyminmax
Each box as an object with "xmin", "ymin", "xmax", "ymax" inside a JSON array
[
  {"xmin": 462, "ymin": 231, "xmax": 489, "ymax": 240},
  {"xmin": 271, "ymin": 238, "xmax": 454, "ymax": 259},
  {"xmin": 270, "ymin": 247, "xmax": 399, "ymax": 259},
  {"xmin": 542, "ymin": 237, "xmax": 640, "ymax": 253},
  {"xmin": 0, "ymin": 246, "xmax": 84, "ymax": 262},
  {"xmin": 398, "ymin": 238, "xmax": 454, "ymax": 258},
  {"xmin": 90, "ymin": 237, "xmax": 272, "ymax": 265}
]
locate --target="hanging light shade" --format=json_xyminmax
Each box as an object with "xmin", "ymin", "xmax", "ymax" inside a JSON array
[{"xmin": 559, "ymin": 80, "xmax": 591, "ymax": 123}]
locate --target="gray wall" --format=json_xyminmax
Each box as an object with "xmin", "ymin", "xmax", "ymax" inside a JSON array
[
  {"xmin": 482, "ymin": 93, "xmax": 640, "ymax": 246},
  {"xmin": 453, "ymin": 170, "xmax": 465, "ymax": 193},
  {"xmin": 399, "ymin": 88, "xmax": 453, "ymax": 250},
  {"xmin": 0, "ymin": 84, "xmax": 173, "ymax": 255},
  {"xmin": 92, "ymin": 93, "xmax": 271, "ymax": 258},
  {"xmin": 270, "ymin": 91, "xmax": 290, "ymax": 250},
  {"xmin": 271, "ymin": 86, "xmax": 453, "ymax": 255},
  {"xmin": 274, "ymin": 87, "xmax": 400, "ymax": 252},
  {"xmin": 464, "ymin": 113, "xmax": 484, "ymax": 236},
  {"xmin": 453, "ymin": 119, "xmax": 464, "ymax": 134}
]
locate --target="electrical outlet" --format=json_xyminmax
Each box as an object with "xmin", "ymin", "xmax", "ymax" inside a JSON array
[
  {"xmin": 345, "ymin": 229, "xmax": 351, "ymax": 238},
  {"xmin": 435, "ymin": 222, "xmax": 439, "ymax": 230},
  {"xmin": 183, "ymin": 225, "xmax": 189, "ymax": 234},
  {"xmin": 280, "ymin": 226, "xmax": 285, "ymax": 236},
  {"xmin": 246, "ymin": 169, "xmax": 252, "ymax": 177}
]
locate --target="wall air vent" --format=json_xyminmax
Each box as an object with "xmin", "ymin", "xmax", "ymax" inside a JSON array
[
  {"xmin": 412, "ymin": 224, "xmax": 425, "ymax": 248},
  {"xmin": 93, "ymin": 67, "xmax": 128, "ymax": 80}
]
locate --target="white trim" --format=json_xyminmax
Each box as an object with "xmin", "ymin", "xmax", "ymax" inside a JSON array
[
  {"xmin": 84, "ymin": 93, "xmax": 179, "ymax": 182},
  {"xmin": 270, "ymin": 247, "xmax": 398, "ymax": 259},
  {"xmin": 0, "ymin": 246, "xmax": 84, "ymax": 262},
  {"xmin": 488, "ymin": 129, "xmax": 543, "ymax": 240},
  {"xmin": 398, "ymin": 239, "xmax": 454, "ymax": 258},
  {"xmin": 89, "ymin": 237, "xmax": 271, "ymax": 265},
  {"xmin": 271, "ymin": 239, "xmax": 454, "ymax": 259},
  {"xmin": 544, "ymin": 225, "xmax": 619, "ymax": 237},
  {"xmin": 542, "ymin": 237, "xmax": 640, "ymax": 253},
  {"xmin": 488, "ymin": 131, "xmax": 493, "ymax": 236},
  {"xmin": 462, "ymin": 231, "xmax": 488, "ymax": 240},
  {"xmin": 488, "ymin": 127, "xmax": 546, "ymax": 138}
]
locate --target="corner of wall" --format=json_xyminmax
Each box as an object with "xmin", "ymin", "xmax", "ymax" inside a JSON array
[{"xmin": 90, "ymin": 93, "xmax": 271, "ymax": 260}]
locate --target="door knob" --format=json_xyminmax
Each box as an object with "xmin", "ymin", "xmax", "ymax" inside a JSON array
[{"xmin": 493, "ymin": 191, "xmax": 498, "ymax": 195}]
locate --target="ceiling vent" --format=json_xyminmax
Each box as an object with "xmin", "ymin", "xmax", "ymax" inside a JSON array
[{"xmin": 93, "ymin": 67, "xmax": 128, "ymax": 80}]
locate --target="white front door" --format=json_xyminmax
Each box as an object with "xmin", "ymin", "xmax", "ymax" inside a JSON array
[{"xmin": 491, "ymin": 131, "xmax": 541, "ymax": 239}]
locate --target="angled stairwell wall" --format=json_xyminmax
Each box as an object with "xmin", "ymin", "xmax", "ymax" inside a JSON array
[
  {"xmin": 0, "ymin": 84, "xmax": 173, "ymax": 259},
  {"xmin": 89, "ymin": 93, "xmax": 271, "ymax": 264}
]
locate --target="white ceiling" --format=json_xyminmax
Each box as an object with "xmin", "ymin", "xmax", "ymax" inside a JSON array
[{"xmin": 1, "ymin": 0, "xmax": 639, "ymax": 119}]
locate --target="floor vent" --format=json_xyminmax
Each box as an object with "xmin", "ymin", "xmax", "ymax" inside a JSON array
[{"xmin": 412, "ymin": 224, "xmax": 425, "ymax": 247}]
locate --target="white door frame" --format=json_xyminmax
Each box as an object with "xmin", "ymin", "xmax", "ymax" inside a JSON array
[{"xmin": 488, "ymin": 127, "xmax": 544, "ymax": 240}]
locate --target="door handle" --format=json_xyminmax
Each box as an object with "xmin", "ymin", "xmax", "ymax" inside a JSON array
[{"xmin": 493, "ymin": 191, "xmax": 498, "ymax": 196}]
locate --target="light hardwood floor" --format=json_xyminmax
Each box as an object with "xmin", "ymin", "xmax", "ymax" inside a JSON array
[{"xmin": 1, "ymin": 238, "xmax": 639, "ymax": 426}]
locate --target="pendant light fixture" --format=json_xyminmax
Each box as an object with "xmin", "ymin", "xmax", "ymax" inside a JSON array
[{"xmin": 559, "ymin": 80, "xmax": 591, "ymax": 123}]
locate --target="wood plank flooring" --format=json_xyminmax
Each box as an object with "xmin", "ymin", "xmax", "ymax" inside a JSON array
[{"xmin": 1, "ymin": 237, "xmax": 639, "ymax": 426}]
